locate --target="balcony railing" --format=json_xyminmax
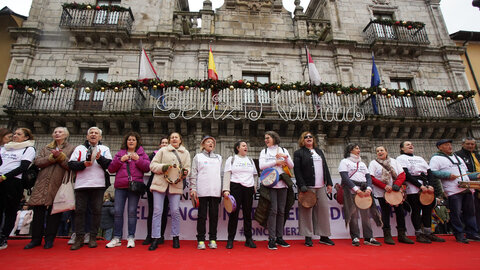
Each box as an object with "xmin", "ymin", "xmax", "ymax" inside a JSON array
[
  {"xmin": 173, "ymin": 11, "xmax": 201, "ymax": 35},
  {"xmin": 59, "ymin": 6, "xmax": 134, "ymax": 34},
  {"xmin": 5, "ymin": 87, "xmax": 477, "ymax": 121},
  {"xmin": 363, "ymin": 21, "xmax": 429, "ymax": 45}
]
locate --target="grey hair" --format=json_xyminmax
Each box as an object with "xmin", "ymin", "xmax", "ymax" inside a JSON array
[
  {"xmin": 462, "ymin": 137, "xmax": 476, "ymax": 143},
  {"xmin": 87, "ymin": 126, "xmax": 102, "ymax": 136}
]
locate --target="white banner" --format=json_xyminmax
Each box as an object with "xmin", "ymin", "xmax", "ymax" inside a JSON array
[{"xmin": 124, "ymin": 177, "xmax": 414, "ymax": 240}]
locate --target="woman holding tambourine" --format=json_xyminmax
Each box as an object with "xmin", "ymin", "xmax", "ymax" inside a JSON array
[
  {"xmin": 222, "ymin": 140, "xmax": 258, "ymax": 249},
  {"xmin": 293, "ymin": 131, "xmax": 334, "ymax": 247},
  {"xmin": 338, "ymin": 143, "xmax": 382, "ymax": 247},
  {"xmin": 149, "ymin": 132, "xmax": 191, "ymax": 250},
  {"xmin": 259, "ymin": 131, "xmax": 294, "ymax": 250},
  {"xmin": 189, "ymin": 136, "xmax": 222, "ymax": 250},
  {"xmin": 369, "ymin": 146, "xmax": 414, "ymax": 245},
  {"xmin": 396, "ymin": 141, "xmax": 445, "ymax": 243}
]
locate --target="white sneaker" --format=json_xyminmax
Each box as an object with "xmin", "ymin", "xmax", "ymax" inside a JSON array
[
  {"xmin": 68, "ymin": 233, "xmax": 76, "ymax": 245},
  {"xmin": 197, "ymin": 241, "xmax": 206, "ymax": 250},
  {"xmin": 0, "ymin": 240, "xmax": 7, "ymax": 250},
  {"xmin": 84, "ymin": 233, "xmax": 90, "ymax": 244},
  {"xmin": 127, "ymin": 237, "xmax": 135, "ymax": 248},
  {"xmin": 106, "ymin": 237, "xmax": 121, "ymax": 248},
  {"xmin": 208, "ymin": 240, "xmax": 217, "ymax": 249}
]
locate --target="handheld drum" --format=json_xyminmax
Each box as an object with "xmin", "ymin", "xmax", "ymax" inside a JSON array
[
  {"xmin": 298, "ymin": 190, "xmax": 317, "ymax": 208},
  {"xmin": 354, "ymin": 194, "xmax": 373, "ymax": 210},
  {"xmin": 384, "ymin": 191, "xmax": 404, "ymax": 206},
  {"xmin": 224, "ymin": 194, "xmax": 237, "ymax": 214},
  {"xmin": 260, "ymin": 168, "xmax": 279, "ymax": 188},
  {"xmin": 164, "ymin": 164, "xmax": 181, "ymax": 184},
  {"xmin": 419, "ymin": 190, "xmax": 435, "ymax": 206}
]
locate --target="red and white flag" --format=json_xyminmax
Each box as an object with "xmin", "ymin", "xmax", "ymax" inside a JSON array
[
  {"xmin": 138, "ymin": 48, "xmax": 158, "ymax": 80},
  {"xmin": 306, "ymin": 47, "xmax": 321, "ymax": 86}
]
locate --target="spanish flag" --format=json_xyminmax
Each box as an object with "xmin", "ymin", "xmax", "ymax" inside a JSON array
[{"xmin": 208, "ymin": 47, "xmax": 218, "ymax": 80}]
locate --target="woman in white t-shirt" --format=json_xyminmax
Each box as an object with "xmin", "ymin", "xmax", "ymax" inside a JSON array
[
  {"xmin": 0, "ymin": 128, "xmax": 36, "ymax": 250},
  {"xmin": 222, "ymin": 140, "xmax": 258, "ymax": 249},
  {"xmin": 338, "ymin": 143, "xmax": 381, "ymax": 247},
  {"xmin": 369, "ymin": 146, "xmax": 414, "ymax": 245}
]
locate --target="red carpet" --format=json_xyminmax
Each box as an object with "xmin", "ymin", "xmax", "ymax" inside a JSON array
[{"xmin": 1, "ymin": 236, "xmax": 479, "ymax": 270}]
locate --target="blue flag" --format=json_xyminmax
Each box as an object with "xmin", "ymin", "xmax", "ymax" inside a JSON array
[{"xmin": 370, "ymin": 55, "xmax": 380, "ymax": 114}]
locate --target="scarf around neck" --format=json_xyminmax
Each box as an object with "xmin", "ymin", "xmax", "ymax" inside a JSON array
[
  {"xmin": 375, "ymin": 157, "xmax": 397, "ymax": 184},
  {"xmin": 347, "ymin": 153, "xmax": 361, "ymax": 163},
  {"xmin": 4, "ymin": 140, "xmax": 35, "ymax": 151}
]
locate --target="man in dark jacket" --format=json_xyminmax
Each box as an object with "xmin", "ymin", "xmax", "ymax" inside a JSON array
[{"xmin": 455, "ymin": 137, "xmax": 480, "ymax": 231}]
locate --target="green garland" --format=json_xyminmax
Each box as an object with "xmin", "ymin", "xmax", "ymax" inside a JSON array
[
  {"xmin": 5, "ymin": 78, "xmax": 475, "ymax": 100},
  {"xmin": 62, "ymin": 2, "xmax": 129, "ymax": 12},
  {"xmin": 371, "ymin": 19, "xmax": 425, "ymax": 30}
]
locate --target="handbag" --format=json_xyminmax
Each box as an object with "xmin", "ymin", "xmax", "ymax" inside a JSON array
[
  {"xmin": 127, "ymin": 162, "xmax": 147, "ymax": 195},
  {"xmin": 51, "ymin": 171, "xmax": 76, "ymax": 214}
]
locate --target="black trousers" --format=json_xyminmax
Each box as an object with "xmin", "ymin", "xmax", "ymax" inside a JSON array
[
  {"xmin": 197, "ymin": 196, "xmax": 221, "ymax": 241},
  {"xmin": 378, "ymin": 197, "xmax": 406, "ymax": 230},
  {"xmin": 406, "ymin": 193, "xmax": 434, "ymax": 231},
  {"xmin": 30, "ymin": 206, "xmax": 62, "ymax": 243},
  {"xmin": 0, "ymin": 177, "xmax": 24, "ymax": 239},
  {"xmin": 227, "ymin": 182, "xmax": 254, "ymax": 241},
  {"xmin": 74, "ymin": 188, "xmax": 104, "ymax": 237},
  {"xmin": 146, "ymin": 189, "xmax": 169, "ymax": 239}
]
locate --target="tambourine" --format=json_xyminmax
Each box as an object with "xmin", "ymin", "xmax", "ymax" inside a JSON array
[
  {"xmin": 298, "ymin": 190, "xmax": 317, "ymax": 208},
  {"xmin": 419, "ymin": 190, "xmax": 435, "ymax": 206},
  {"xmin": 354, "ymin": 194, "xmax": 373, "ymax": 210},
  {"xmin": 260, "ymin": 168, "xmax": 279, "ymax": 188},
  {"xmin": 164, "ymin": 164, "xmax": 181, "ymax": 184},
  {"xmin": 191, "ymin": 195, "xmax": 199, "ymax": 208},
  {"xmin": 224, "ymin": 194, "xmax": 237, "ymax": 214},
  {"xmin": 385, "ymin": 191, "xmax": 404, "ymax": 206}
]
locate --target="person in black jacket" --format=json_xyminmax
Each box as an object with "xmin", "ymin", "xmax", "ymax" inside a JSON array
[
  {"xmin": 293, "ymin": 131, "xmax": 334, "ymax": 247},
  {"xmin": 455, "ymin": 137, "xmax": 480, "ymax": 232}
]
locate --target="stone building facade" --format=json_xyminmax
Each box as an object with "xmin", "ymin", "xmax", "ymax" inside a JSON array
[{"xmin": 0, "ymin": 0, "xmax": 478, "ymax": 176}]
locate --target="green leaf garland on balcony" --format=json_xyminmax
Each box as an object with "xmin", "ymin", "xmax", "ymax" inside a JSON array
[
  {"xmin": 6, "ymin": 78, "xmax": 475, "ymax": 101},
  {"xmin": 62, "ymin": 2, "xmax": 129, "ymax": 12}
]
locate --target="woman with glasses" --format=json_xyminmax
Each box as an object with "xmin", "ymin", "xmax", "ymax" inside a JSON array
[{"xmin": 293, "ymin": 132, "xmax": 334, "ymax": 247}]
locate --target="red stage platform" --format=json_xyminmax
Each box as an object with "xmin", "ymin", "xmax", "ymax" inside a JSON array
[{"xmin": 0, "ymin": 236, "xmax": 479, "ymax": 270}]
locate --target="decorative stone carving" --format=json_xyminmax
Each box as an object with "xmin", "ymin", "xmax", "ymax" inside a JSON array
[{"xmin": 372, "ymin": 0, "xmax": 390, "ymax": 5}]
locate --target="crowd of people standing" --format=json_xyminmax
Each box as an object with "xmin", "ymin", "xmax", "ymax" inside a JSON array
[{"xmin": 1, "ymin": 126, "xmax": 480, "ymax": 252}]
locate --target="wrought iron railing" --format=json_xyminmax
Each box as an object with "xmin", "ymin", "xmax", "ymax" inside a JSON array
[
  {"xmin": 363, "ymin": 21, "xmax": 429, "ymax": 45},
  {"xmin": 59, "ymin": 7, "xmax": 134, "ymax": 34},
  {"xmin": 5, "ymin": 87, "xmax": 477, "ymax": 121}
]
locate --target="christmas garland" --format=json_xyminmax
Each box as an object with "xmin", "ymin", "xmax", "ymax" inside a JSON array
[
  {"xmin": 5, "ymin": 78, "xmax": 475, "ymax": 101},
  {"xmin": 371, "ymin": 19, "xmax": 425, "ymax": 30},
  {"xmin": 62, "ymin": 2, "xmax": 129, "ymax": 12}
]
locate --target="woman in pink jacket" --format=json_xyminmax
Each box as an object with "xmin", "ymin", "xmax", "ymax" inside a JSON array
[{"xmin": 106, "ymin": 132, "xmax": 150, "ymax": 248}]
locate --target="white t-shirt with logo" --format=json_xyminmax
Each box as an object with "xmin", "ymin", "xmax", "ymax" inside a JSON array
[
  {"xmin": 0, "ymin": 147, "xmax": 35, "ymax": 179},
  {"xmin": 429, "ymin": 154, "xmax": 469, "ymax": 196},
  {"xmin": 69, "ymin": 144, "xmax": 112, "ymax": 189},
  {"xmin": 224, "ymin": 155, "xmax": 258, "ymax": 188},
  {"xmin": 338, "ymin": 158, "xmax": 369, "ymax": 183},
  {"xmin": 396, "ymin": 154, "xmax": 430, "ymax": 194},
  {"xmin": 311, "ymin": 150, "xmax": 325, "ymax": 188}
]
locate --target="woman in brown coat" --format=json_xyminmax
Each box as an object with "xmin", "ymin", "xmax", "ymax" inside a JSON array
[{"xmin": 24, "ymin": 127, "xmax": 75, "ymax": 249}]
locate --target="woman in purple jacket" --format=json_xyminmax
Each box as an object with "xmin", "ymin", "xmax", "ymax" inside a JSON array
[{"xmin": 106, "ymin": 132, "xmax": 150, "ymax": 248}]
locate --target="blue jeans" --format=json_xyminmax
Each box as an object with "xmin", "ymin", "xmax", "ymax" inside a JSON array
[
  {"xmin": 152, "ymin": 191, "xmax": 181, "ymax": 238},
  {"xmin": 103, "ymin": 228, "xmax": 113, "ymax": 241},
  {"xmin": 448, "ymin": 191, "xmax": 479, "ymax": 239},
  {"xmin": 113, "ymin": 188, "xmax": 140, "ymax": 238}
]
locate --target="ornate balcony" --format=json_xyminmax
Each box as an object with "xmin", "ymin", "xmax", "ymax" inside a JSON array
[
  {"xmin": 5, "ymin": 86, "xmax": 477, "ymax": 121},
  {"xmin": 59, "ymin": 5, "xmax": 134, "ymax": 45},
  {"xmin": 363, "ymin": 20, "xmax": 430, "ymax": 57}
]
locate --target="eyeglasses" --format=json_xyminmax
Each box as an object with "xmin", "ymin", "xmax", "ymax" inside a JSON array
[{"xmin": 304, "ymin": 135, "xmax": 313, "ymax": 139}]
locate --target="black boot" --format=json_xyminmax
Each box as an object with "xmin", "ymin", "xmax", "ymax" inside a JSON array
[
  {"xmin": 172, "ymin": 236, "xmax": 180, "ymax": 249},
  {"xmin": 88, "ymin": 233, "xmax": 98, "ymax": 248},
  {"xmin": 383, "ymin": 229, "xmax": 395, "ymax": 245},
  {"xmin": 226, "ymin": 240, "xmax": 233, "ymax": 249},
  {"xmin": 24, "ymin": 240, "xmax": 42, "ymax": 249},
  {"xmin": 142, "ymin": 236, "xmax": 152, "ymax": 245},
  {"xmin": 245, "ymin": 238, "xmax": 256, "ymax": 248},
  {"xmin": 398, "ymin": 229, "xmax": 414, "ymax": 244},
  {"xmin": 148, "ymin": 238, "xmax": 159, "ymax": 251},
  {"xmin": 158, "ymin": 236, "xmax": 165, "ymax": 244},
  {"xmin": 70, "ymin": 235, "xmax": 85, "ymax": 251}
]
